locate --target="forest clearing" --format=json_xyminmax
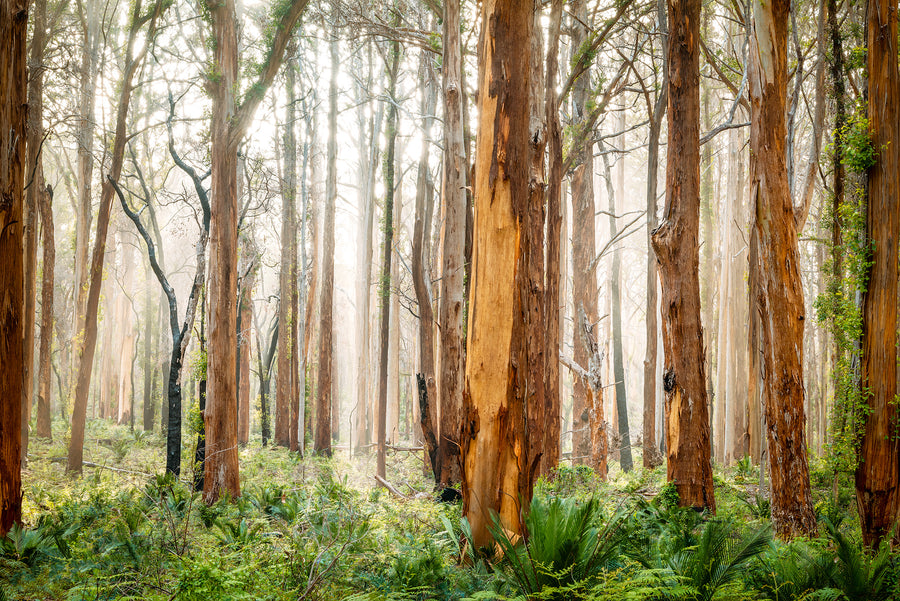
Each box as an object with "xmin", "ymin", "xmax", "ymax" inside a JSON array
[{"xmin": 2, "ymin": 0, "xmax": 900, "ymax": 596}]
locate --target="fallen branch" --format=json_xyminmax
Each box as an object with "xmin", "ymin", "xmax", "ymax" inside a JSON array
[{"xmin": 375, "ymin": 474, "xmax": 408, "ymax": 499}]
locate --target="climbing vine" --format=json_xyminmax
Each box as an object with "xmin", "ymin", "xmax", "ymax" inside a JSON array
[{"xmin": 814, "ymin": 107, "xmax": 875, "ymax": 476}]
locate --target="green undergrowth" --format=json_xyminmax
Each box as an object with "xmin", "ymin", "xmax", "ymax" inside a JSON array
[{"xmin": 4, "ymin": 420, "xmax": 896, "ymax": 600}]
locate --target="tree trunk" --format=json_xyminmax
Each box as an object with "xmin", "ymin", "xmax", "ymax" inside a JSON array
[
  {"xmin": 237, "ymin": 235, "xmax": 255, "ymax": 446},
  {"xmin": 387, "ymin": 169, "xmax": 402, "ymax": 445},
  {"xmin": 376, "ymin": 26, "xmax": 401, "ymax": 480},
  {"xmin": 650, "ymin": 0, "xmax": 715, "ymax": 511},
  {"xmin": 411, "ymin": 50, "xmax": 439, "ymax": 478},
  {"xmin": 31, "ymin": 0, "xmax": 54, "ymax": 442},
  {"xmin": 314, "ymin": 36, "xmax": 338, "ymax": 457},
  {"xmin": 73, "ymin": 0, "xmax": 100, "ymax": 361},
  {"xmin": 643, "ymin": 2, "xmax": 667, "ymax": 467},
  {"xmin": 68, "ymin": 0, "xmax": 166, "ymax": 473},
  {"xmin": 436, "ymin": 0, "xmax": 467, "ymax": 487},
  {"xmin": 354, "ymin": 47, "xmax": 380, "ymax": 455},
  {"xmin": 748, "ymin": 0, "xmax": 817, "ymax": 538},
  {"xmin": 606, "ymin": 113, "xmax": 633, "ymax": 472},
  {"xmin": 462, "ymin": 0, "xmax": 539, "ymax": 547},
  {"xmin": 0, "ymin": 0, "xmax": 27, "ymax": 534},
  {"xmin": 541, "ymin": 0, "xmax": 563, "ymax": 476},
  {"xmin": 204, "ymin": 0, "xmax": 308, "ymax": 502},
  {"xmin": 276, "ymin": 58, "xmax": 298, "ymax": 449},
  {"xmin": 856, "ymin": 0, "xmax": 900, "ymax": 548},
  {"xmin": 570, "ymin": 0, "xmax": 599, "ymax": 469}
]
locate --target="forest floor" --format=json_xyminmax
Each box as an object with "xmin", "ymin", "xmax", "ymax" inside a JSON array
[{"xmin": 3, "ymin": 419, "xmax": 887, "ymax": 601}]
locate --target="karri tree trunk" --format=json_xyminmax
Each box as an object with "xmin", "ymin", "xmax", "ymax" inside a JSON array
[
  {"xmin": 606, "ymin": 114, "xmax": 632, "ymax": 472},
  {"xmin": 353, "ymin": 46, "xmax": 380, "ymax": 454},
  {"xmin": 541, "ymin": 0, "xmax": 563, "ymax": 476},
  {"xmin": 643, "ymin": 0, "xmax": 666, "ymax": 467},
  {"xmin": 376, "ymin": 25, "xmax": 401, "ymax": 480},
  {"xmin": 276, "ymin": 57, "xmax": 298, "ymax": 449},
  {"xmin": 0, "ymin": 0, "xmax": 27, "ymax": 534},
  {"xmin": 436, "ymin": 0, "xmax": 467, "ymax": 487},
  {"xmin": 68, "ymin": 0, "xmax": 167, "ymax": 474},
  {"xmin": 570, "ymin": 0, "xmax": 600, "ymax": 468},
  {"xmin": 856, "ymin": 0, "xmax": 900, "ymax": 548},
  {"xmin": 748, "ymin": 0, "xmax": 817, "ymax": 538},
  {"xmin": 462, "ymin": 0, "xmax": 540, "ymax": 547},
  {"xmin": 31, "ymin": 0, "xmax": 54, "ymax": 441},
  {"xmin": 314, "ymin": 35, "xmax": 338, "ymax": 457},
  {"xmin": 650, "ymin": 0, "xmax": 715, "ymax": 511},
  {"xmin": 73, "ymin": 0, "xmax": 100, "ymax": 360},
  {"xmin": 237, "ymin": 240, "xmax": 256, "ymax": 446},
  {"xmin": 411, "ymin": 49, "xmax": 439, "ymax": 478},
  {"xmin": 203, "ymin": 0, "xmax": 308, "ymax": 502}
]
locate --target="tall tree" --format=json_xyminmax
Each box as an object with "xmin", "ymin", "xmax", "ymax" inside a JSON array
[
  {"xmin": 30, "ymin": 0, "xmax": 55, "ymax": 441},
  {"xmin": 113, "ymin": 100, "xmax": 210, "ymax": 475},
  {"xmin": 73, "ymin": 0, "xmax": 101, "ymax": 357},
  {"xmin": 203, "ymin": 0, "xmax": 309, "ymax": 502},
  {"xmin": 276, "ymin": 55, "xmax": 299, "ymax": 449},
  {"xmin": 747, "ymin": 0, "xmax": 816, "ymax": 538},
  {"xmin": 640, "ymin": 0, "xmax": 666, "ymax": 468},
  {"xmin": 436, "ymin": 0, "xmax": 467, "ymax": 487},
  {"xmin": 410, "ymin": 49, "xmax": 439, "ymax": 477},
  {"xmin": 0, "ymin": 0, "xmax": 27, "ymax": 535},
  {"xmin": 376, "ymin": 16, "xmax": 401, "ymax": 480},
  {"xmin": 650, "ymin": 0, "xmax": 715, "ymax": 511},
  {"xmin": 314, "ymin": 34, "xmax": 338, "ymax": 457},
  {"xmin": 570, "ymin": 0, "xmax": 598, "ymax": 468},
  {"xmin": 462, "ymin": 0, "xmax": 539, "ymax": 547},
  {"xmin": 354, "ymin": 46, "xmax": 380, "ymax": 454},
  {"xmin": 541, "ymin": 0, "xmax": 564, "ymax": 476},
  {"xmin": 67, "ymin": 0, "xmax": 168, "ymax": 474},
  {"xmin": 856, "ymin": 0, "xmax": 900, "ymax": 548}
]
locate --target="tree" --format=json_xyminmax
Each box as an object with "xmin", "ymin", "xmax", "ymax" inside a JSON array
[
  {"xmin": 541, "ymin": 0, "xmax": 564, "ymax": 477},
  {"xmin": 376, "ymin": 17, "xmax": 401, "ymax": 480},
  {"xmin": 436, "ymin": 0, "xmax": 466, "ymax": 488},
  {"xmin": 112, "ymin": 96, "xmax": 211, "ymax": 475},
  {"xmin": 461, "ymin": 0, "xmax": 540, "ymax": 547},
  {"xmin": 0, "ymin": 0, "xmax": 27, "ymax": 535},
  {"xmin": 276, "ymin": 55, "xmax": 298, "ymax": 450},
  {"xmin": 30, "ymin": 0, "xmax": 56, "ymax": 442},
  {"xmin": 650, "ymin": 0, "xmax": 715, "ymax": 511},
  {"xmin": 570, "ymin": 0, "xmax": 598, "ymax": 469},
  {"xmin": 203, "ymin": 0, "xmax": 309, "ymax": 503},
  {"xmin": 410, "ymin": 47, "xmax": 439, "ymax": 478},
  {"xmin": 856, "ymin": 0, "xmax": 900, "ymax": 548},
  {"xmin": 314, "ymin": 34, "xmax": 338, "ymax": 457},
  {"xmin": 747, "ymin": 0, "xmax": 816, "ymax": 538},
  {"xmin": 67, "ymin": 0, "xmax": 168, "ymax": 474}
]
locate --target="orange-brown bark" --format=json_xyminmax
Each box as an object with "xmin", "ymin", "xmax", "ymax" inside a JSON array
[
  {"xmin": 0, "ymin": 0, "xmax": 27, "ymax": 534},
  {"xmin": 856, "ymin": 0, "xmax": 900, "ymax": 548},
  {"xmin": 651, "ymin": 0, "xmax": 715, "ymax": 511},
  {"xmin": 461, "ymin": 0, "xmax": 539, "ymax": 547},
  {"xmin": 748, "ymin": 0, "xmax": 816, "ymax": 538}
]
